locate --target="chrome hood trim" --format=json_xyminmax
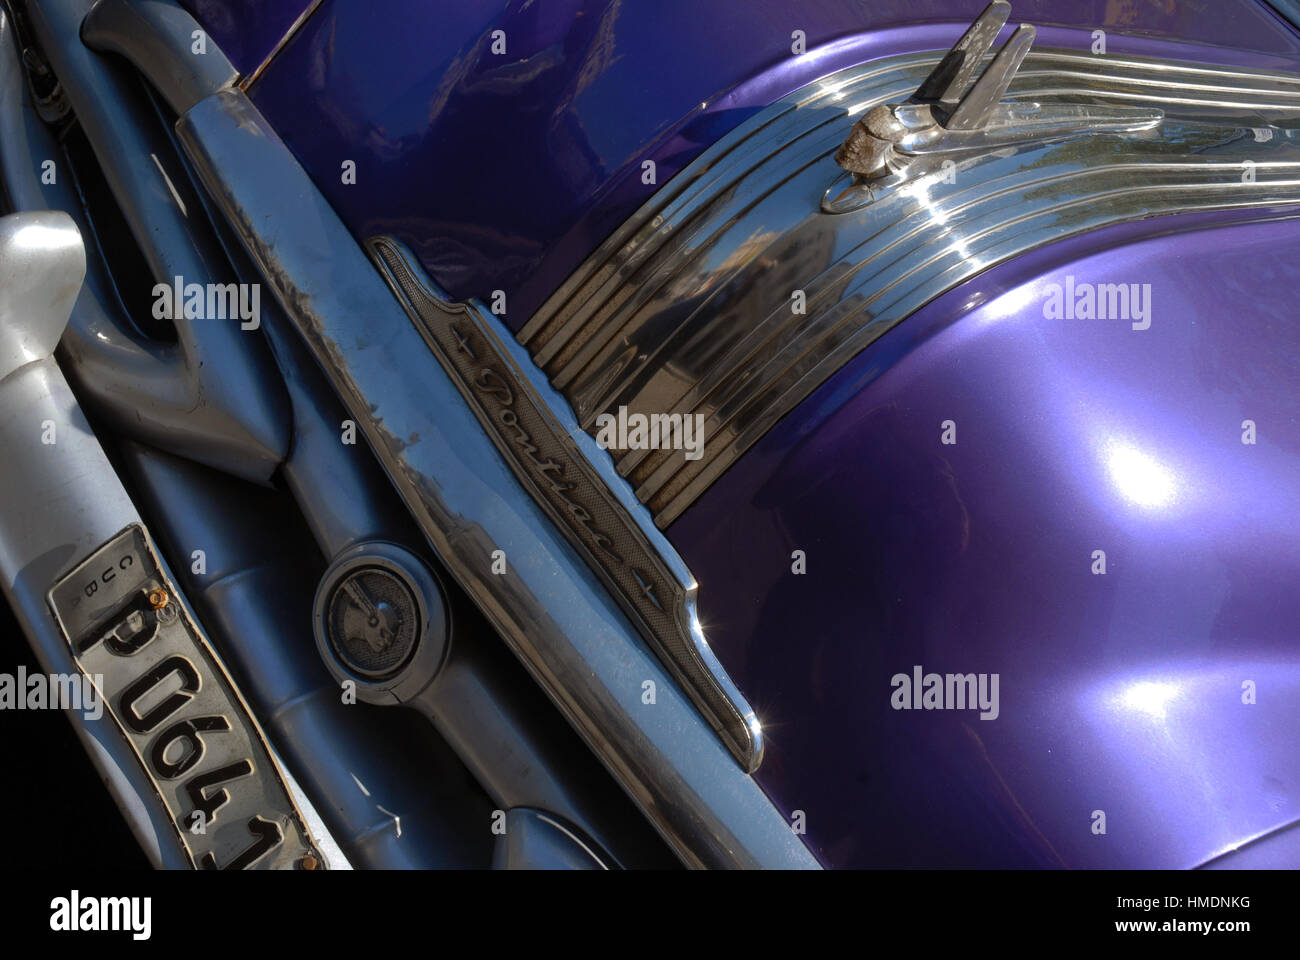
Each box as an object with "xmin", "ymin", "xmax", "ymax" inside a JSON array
[
  {"xmin": 521, "ymin": 46, "xmax": 1300, "ymax": 528},
  {"xmin": 368, "ymin": 237, "xmax": 762, "ymax": 772}
]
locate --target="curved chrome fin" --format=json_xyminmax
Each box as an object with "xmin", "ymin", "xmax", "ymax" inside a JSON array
[
  {"xmin": 834, "ymin": 1, "xmax": 1159, "ymax": 198},
  {"xmin": 944, "ymin": 22, "xmax": 1035, "ymax": 130},
  {"xmin": 915, "ymin": 0, "xmax": 1011, "ymax": 108}
]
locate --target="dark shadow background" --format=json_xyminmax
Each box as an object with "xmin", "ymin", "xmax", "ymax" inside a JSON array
[{"xmin": 0, "ymin": 596, "xmax": 149, "ymax": 868}]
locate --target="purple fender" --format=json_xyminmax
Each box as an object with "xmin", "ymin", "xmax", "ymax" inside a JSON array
[{"xmin": 670, "ymin": 208, "xmax": 1300, "ymax": 867}]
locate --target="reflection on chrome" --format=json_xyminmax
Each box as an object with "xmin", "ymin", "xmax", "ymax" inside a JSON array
[
  {"xmin": 1105, "ymin": 441, "xmax": 1178, "ymax": 510},
  {"xmin": 906, "ymin": 180, "xmax": 975, "ymax": 268},
  {"xmin": 13, "ymin": 222, "xmax": 73, "ymax": 251},
  {"xmin": 525, "ymin": 44, "xmax": 1300, "ymax": 528}
]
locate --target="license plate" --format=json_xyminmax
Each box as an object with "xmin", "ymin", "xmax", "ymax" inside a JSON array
[{"xmin": 48, "ymin": 524, "xmax": 321, "ymax": 869}]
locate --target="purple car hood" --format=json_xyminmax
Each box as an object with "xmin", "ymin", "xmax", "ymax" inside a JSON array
[
  {"xmin": 671, "ymin": 209, "xmax": 1300, "ymax": 867},
  {"xmin": 180, "ymin": 0, "xmax": 1300, "ymax": 867}
]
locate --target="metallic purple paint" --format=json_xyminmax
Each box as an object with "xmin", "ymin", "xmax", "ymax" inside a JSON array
[
  {"xmin": 243, "ymin": 0, "xmax": 1300, "ymax": 325},
  {"xmin": 179, "ymin": 0, "xmax": 1300, "ymax": 866},
  {"xmin": 669, "ymin": 208, "xmax": 1300, "ymax": 867}
]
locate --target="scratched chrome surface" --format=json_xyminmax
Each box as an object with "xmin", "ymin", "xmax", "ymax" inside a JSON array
[{"xmin": 521, "ymin": 48, "xmax": 1300, "ymax": 528}]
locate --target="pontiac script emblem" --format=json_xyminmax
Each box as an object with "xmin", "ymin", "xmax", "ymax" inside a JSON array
[{"xmin": 368, "ymin": 236, "xmax": 762, "ymax": 771}]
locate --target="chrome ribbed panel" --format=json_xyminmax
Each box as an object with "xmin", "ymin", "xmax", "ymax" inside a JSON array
[{"xmin": 520, "ymin": 48, "xmax": 1300, "ymax": 528}]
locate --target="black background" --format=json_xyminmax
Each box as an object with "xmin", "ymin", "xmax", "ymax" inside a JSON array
[{"xmin": 0, "ymin": 595, "xmax": 147, "ymax": 868}]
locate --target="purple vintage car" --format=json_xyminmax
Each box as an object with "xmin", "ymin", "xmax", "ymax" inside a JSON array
[{"xmin": 0, "ymin": 0, "xmax": 1297, "ymax": 872}]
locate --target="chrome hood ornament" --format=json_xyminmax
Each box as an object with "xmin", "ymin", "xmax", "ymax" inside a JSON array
[{"xmin": 825, "ymin": 0, "xmax": 1162, "ymax": 212}]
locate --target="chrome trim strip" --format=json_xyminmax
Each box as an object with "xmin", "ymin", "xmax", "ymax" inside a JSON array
[
  {"xmin": 1267, "ymin": 1, "xmax": 1300, "ymax": 34},
  {"xmin": 368, "ymin": 236, "xmax": 762, "ymax": 771},
  {"xmin": 240, "ymin": 0, "xmax": 326, "ymax": 91},
  {"xmin": 521, "ymin": 46, "xmax": 1300, "ymax": 528},
  {"xmin": 174, "ymin": 89, "xmax": 817, "ymax": 868}
]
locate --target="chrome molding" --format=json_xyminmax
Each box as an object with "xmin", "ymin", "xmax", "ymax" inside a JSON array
[
  {"xmin": 82, "ymin": 0, "xmax": 239, "ymax": 115},
  {"xmin": 174, "ymin": 89, "xmax": 816, "ymax": 868},
  {"xmin": 521, "ymin": 40, "xmax": 1300, "ymax": 528},
  {"xmin": 1267, "ymin": 1, "xmax": 1300, "ymax": 35},
  {"xmin": 369, "ymin": 236, "xmax": 762, "ymax": 771}
]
